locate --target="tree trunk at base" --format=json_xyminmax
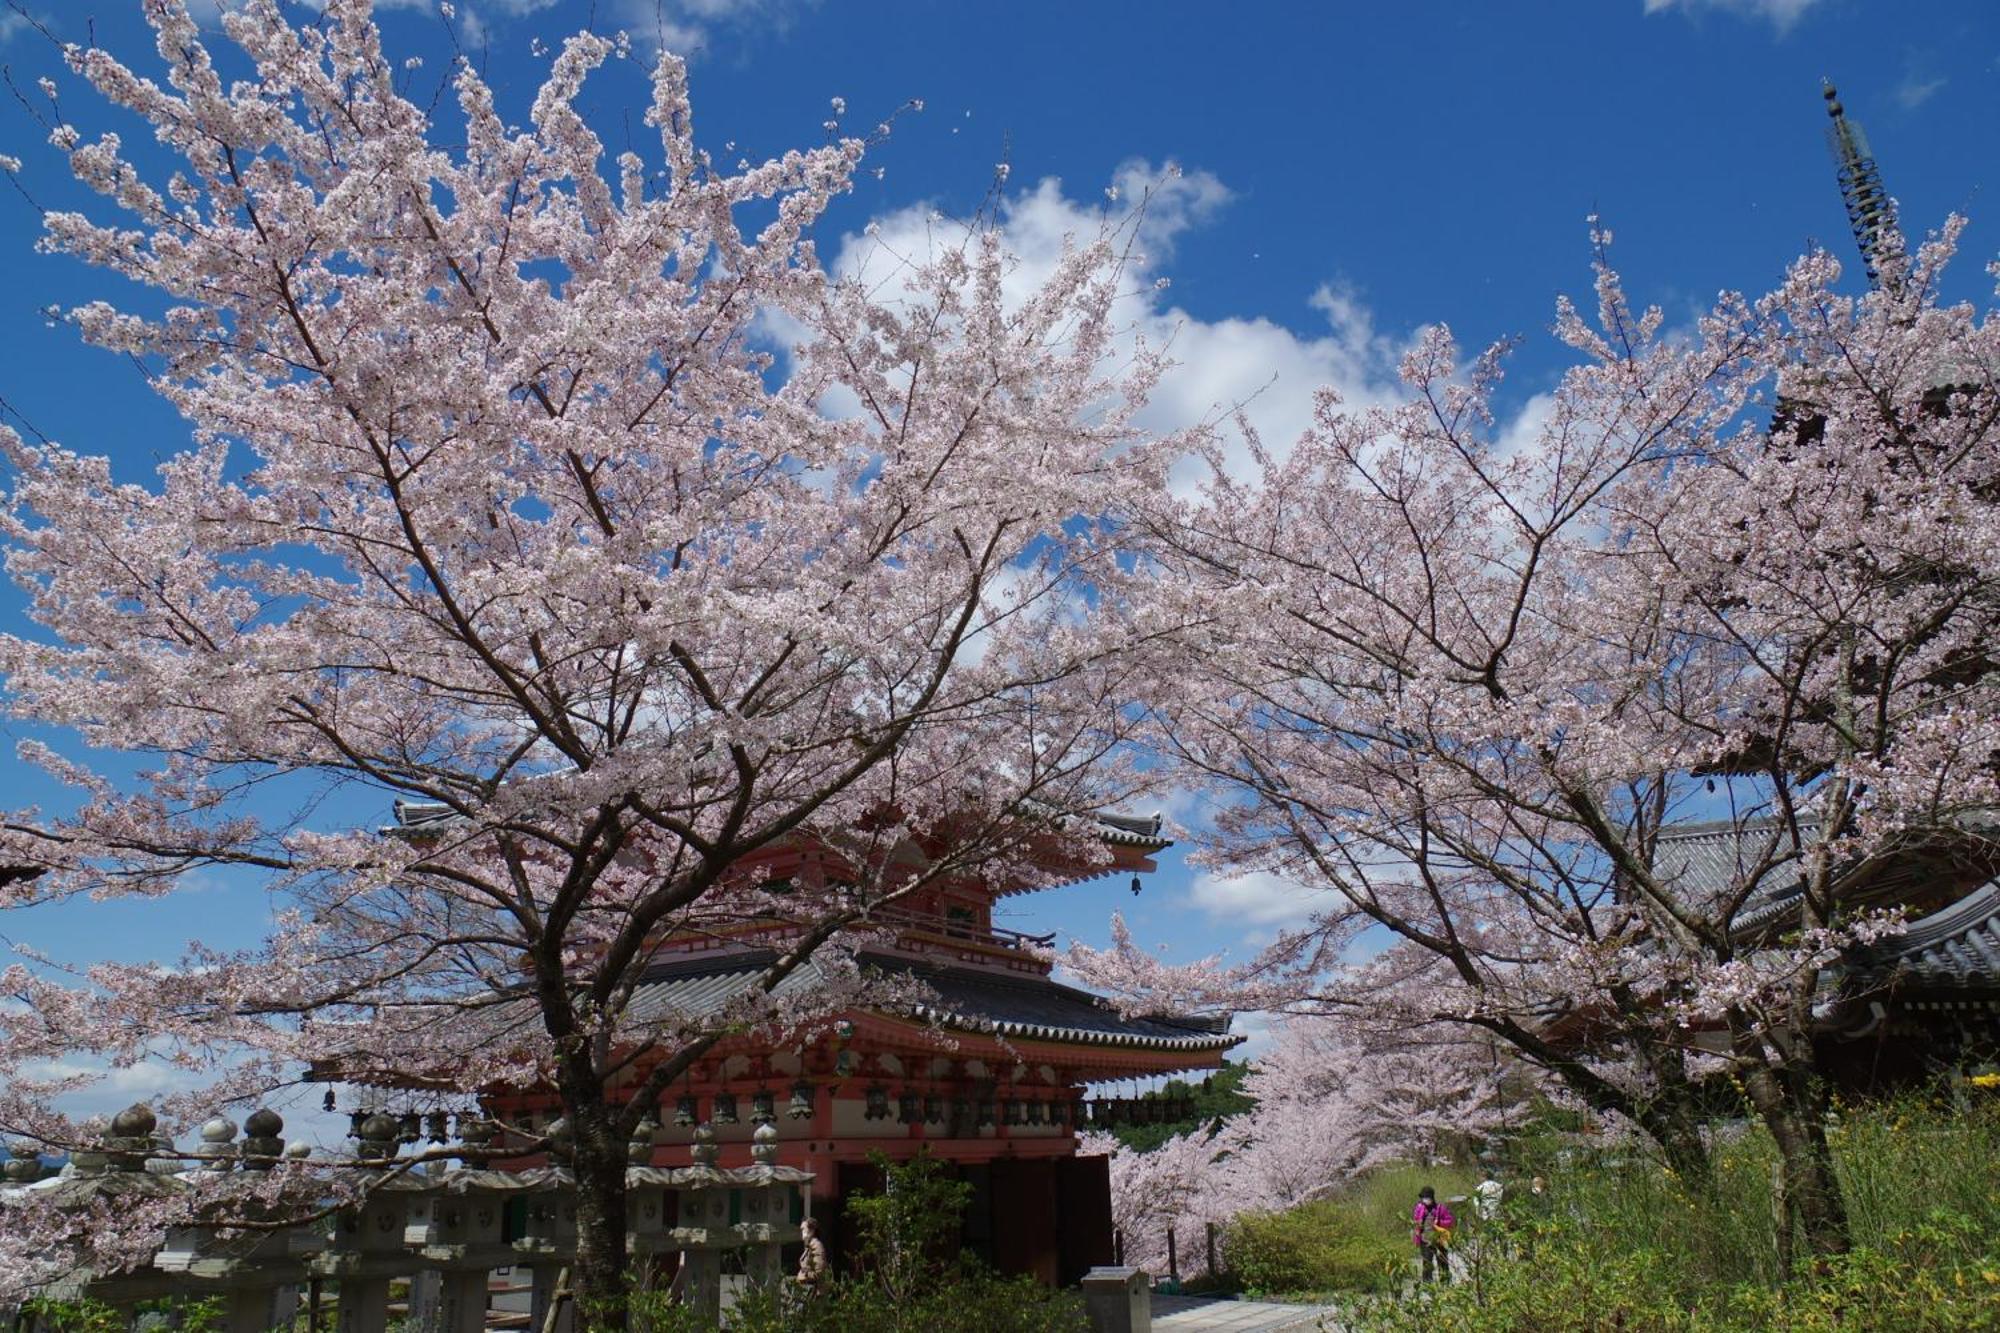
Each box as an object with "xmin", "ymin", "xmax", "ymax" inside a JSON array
[
  {"xmin": 1647, "ymin": 1112, "xmax": 1717, "ymax": 1199},
  {"xmin": 1744, "ymin": 1065, "xmax": 1850, "ymax": 1274},
  {"xmin": 569, "ymin": 1109, "xmax": 634, "ymax": 1330}
]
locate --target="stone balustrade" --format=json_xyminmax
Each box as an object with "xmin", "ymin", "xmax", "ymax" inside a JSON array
[{"xmin": 0, "ymin": 1104, "xmax": 813, "ymax": 1332}]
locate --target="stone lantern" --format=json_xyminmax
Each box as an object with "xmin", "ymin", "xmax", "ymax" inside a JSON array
[
  {"xmin": 625, "ymin": 1117, "xmax": 677, "ymax": 1295},
  {"xmin": 668, "ymin": 1124, "xmax": 732, "ymax": 1322},
  {"xmin": 107, "ymin": 1102, "xmax": 158, "ymax": 1173},
  {"xmin": 156, "ymin": 1109, "xmax": 322, "ymax": 1333},
  {"xmin": 728, "ymin": 1123, "xmax": 811, "ymax": 1291},
  {"xmin": 512, "ymin": 1121, "xmax": 579, "ymax": 1333},
  {"xmin": 2, "ymin": 1140, "xmax": 44, "ymax": 1185},
  {"xmin": 310, "ymin": 1112, "xmax": 427, "ymax": 1333},
  {"xmin": 405, "ymin": 1160, "xmax": 518, "ymax": 1333}
]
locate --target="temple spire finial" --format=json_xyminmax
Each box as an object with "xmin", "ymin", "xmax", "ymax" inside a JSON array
[{"xmin": 1821, "ymin": 79, "xmax": 1900, "ymax": 291}]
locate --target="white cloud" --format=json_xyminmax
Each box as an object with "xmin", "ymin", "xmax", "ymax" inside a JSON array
[
  {"xmin": 1895, "ymin": 62, "xmax": 1947, "ymax": 109},
  {"xmin": 608, "ymin": 0, "xmax": 814, "ymax": 55},
  {"xmin": 1641, "ymin": 0, "xmax": 1821, "ymax": 33},
  {"xmin": 827, "ymin": 162, "xmax": 1420, "ymax": 494},
  {"xmin": 1184, "ymin": 869, "xmax": 1322, "ymax": 930},
  {"xmin": 1494, "ymin": 389, "xmax": 1557, "ymax": 463},
  {"xmin": 0, "ymin": 12, "xmax": 31, "ymax": 45}
]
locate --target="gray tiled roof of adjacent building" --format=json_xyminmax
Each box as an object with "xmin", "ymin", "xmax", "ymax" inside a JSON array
[
  {"xmin": 1853, "ymin": 882, "xmax": 2000, "ymax": 988},
  {"xmin": 1649, "ymin": 816, "xmax": 1995, "ymax": 937},
  {"xmin": 624, "ymin": 949, "xmax": 1238, "ymax": 1052},
  {"xmin": 1649, "ymin": 818, "xmax": 1812, "ymax": 932},
  {"xmin": 388, "ymin": 799, "xmax": 1170, "ymax": 852}
]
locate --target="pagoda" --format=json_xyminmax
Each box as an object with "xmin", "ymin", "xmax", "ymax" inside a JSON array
[{"xmin": 385, "ymin": 799, "xmax": 1240, "ymax": 1285}]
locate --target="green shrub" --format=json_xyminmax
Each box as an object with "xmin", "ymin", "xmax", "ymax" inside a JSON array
[
  {"xmin": 628, "ymin": 1149, "xmax": 1087, "ymax": 1333},
  {"xmin": 1349, "ymin": 1093, "xmax": 2000, "ymax": 1332},
  {"xmin": 631, "ymin": 1264, "xmax": 1087, "ymax": 1333},
  {"xmin": 1223, "ymin": 1198, "xmax": 1406, "ymax": 1296}
]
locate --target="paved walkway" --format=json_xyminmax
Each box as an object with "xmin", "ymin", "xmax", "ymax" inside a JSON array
[{"xmin": 1150, "ymin": 1293, "xmax": 1344, "ymax": 1331}]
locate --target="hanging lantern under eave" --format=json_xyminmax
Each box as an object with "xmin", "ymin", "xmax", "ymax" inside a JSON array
[
  {"xmin": 712, "ymin": 1092, "xmax": 739, "ymax": 1125},
  {"xmin": 898, "ymin": 1092, "xmax": 921, "ymax": 1124},
  {"xmin": 788, "ymin": 1081, "xmax": 814, "ymax": 1120},
  {"xmin": 924, "ymin": 1095, "xmax": 944, "ymax": 1125},
  {"xmin": 864, "ymin": 1085, "xmax": 891, "ymax": 1121},
  {"xmin": 751, "ymin": 1089, "xmax": 776, "ymax": 1126},
  {"xmin": 425, "ymin": 1112, "xmax": 450, "ymax": 1144},
  {"xmin": 673, "ymin": 1095, "xmax": 698, "ymax": 1128},
  {"xmin": 1026, "ymin": 1100, "xmax": 1046, "ymax": 1126}
]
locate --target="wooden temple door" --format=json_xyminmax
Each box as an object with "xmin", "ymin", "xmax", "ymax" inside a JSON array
[
  {"xmin": 990, "ymin": 1158, "xmax": 1060, "ymax": 1284},
  {"xmin": 1055, "ymin": 1153, "xmax": 1115, "ymax": 1285}
]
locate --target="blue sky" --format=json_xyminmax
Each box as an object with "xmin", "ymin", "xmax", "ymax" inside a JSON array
[{"xmin": 1, "ymin": 0, "xmax": 1997, "ymax": 1109}]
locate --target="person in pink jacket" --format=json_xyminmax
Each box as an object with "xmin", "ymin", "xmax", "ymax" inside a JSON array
[{"xmin": 1412, "ymin": 1186, "xmax": 1456, "ymax": 1283}]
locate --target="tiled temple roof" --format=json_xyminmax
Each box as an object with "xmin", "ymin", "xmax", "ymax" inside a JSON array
[
  {"xmin": 1649, "ymin": 818, "xmax": 1813, "ymax": 933},
  {"xmin": 626, "ymin": 949, "xmax": 1238, "ymax": 1053},
  {"xmin": 1650, "ymin": 816, "xmax": 1996, "ymax": 938},
  {"xmin": 1852, "ymin": 882, "xmax": 2000, "ymax": 990},
  {"xmin": 389, "ymin": 798, "xmax": 1169, "ymax": 853}
]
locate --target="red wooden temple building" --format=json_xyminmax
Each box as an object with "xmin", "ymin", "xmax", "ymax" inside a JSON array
[{"xmin": 380, "ymin": 801, "xmax": 1241, "ymax": 1285}]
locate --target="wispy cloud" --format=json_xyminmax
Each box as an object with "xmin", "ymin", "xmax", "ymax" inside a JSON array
[
  {"xmin": 1896, "ymin": 73, "xmax": 1947, "ymax": 109},
  {"xmin": 1641, "ymin": 0, "xmax": 1822, "ymax": 35},
  {"xmin": 1184, "ymin": 869, "xmax": 1322, "ymax": 931},
  {"xmin": 1895, "ymin": 54, "xmax": 1948, "ymax": 109},
  {"xmin": 608, "ymin": 0, "xmax": 816, "ymax": 55}
]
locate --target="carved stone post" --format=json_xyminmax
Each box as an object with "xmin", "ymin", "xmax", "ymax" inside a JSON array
[
  {"xmin": 313, "ymin": 1113, "xmax": 425, "ymax": 1333},
  {"xmin": 670, "ymin": 1125, "xmax": 728, "ymax": 1324},
  {"xmin": 731, "ymin": 1124, "xmax": 805, "ymax": 1292},
  {"xmin": 406, "ymin": 1157, "xmax": 517, "ymax": 1333},
  {"xmin": 154, "ymin": 1110, "xmax": 320, "ymax": 1333},
  {"xmin": 514, "ymin": 1147, "xmax": 578, "ymax": 1333}
]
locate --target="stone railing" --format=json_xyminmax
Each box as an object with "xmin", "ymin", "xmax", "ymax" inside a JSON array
[{"xmin": 0, "ymin": 1104, "xmax": 811, "ymax": 1333}]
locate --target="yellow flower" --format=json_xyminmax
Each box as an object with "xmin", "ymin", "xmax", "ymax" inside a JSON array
[
  {"xmin": 1983, "ymin": 1270, "xmax": 2000, "ymax": 1284},
  {"xmin": 1968, "ymin": 1072, "xmax": 2000, "ymax": 1089}
]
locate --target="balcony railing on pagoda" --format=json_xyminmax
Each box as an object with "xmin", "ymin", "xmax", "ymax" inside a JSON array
[{"xmin": 868, "ymin": 905, "xmax": 1056, "ymax": 968}]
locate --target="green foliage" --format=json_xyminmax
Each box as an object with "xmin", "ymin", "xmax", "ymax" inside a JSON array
[
  {"xmin": 1223, "ymin": 1199, "xmax": 1406, "ymax": 1296},
  {"xmin": 631, "ymin": 1262, "xmax": 1087, "ymax": 1333},
  {"xmin": 1220, "ymin": 1162, "xmax": 1479, "ymax": 1300},
  {"xmin": 20, "ymin": 1297, "xmax": 225, "ymax": 1332},
  {"xmin": 627, "ymin": 1149, "xmax": 1085, "ymax": 1333},
  {"xmin": 1356, "ymin": 1209, "xmax": 2000, "ymax": 1331},
  {"xmin": 843, "ymin": 1148, "xmax": 973, "ymax": 1303},
  {"xmin": 17, "ymin": 1298, "xmax": 126, "ymax": 1333},
  {"xmin": 1110, "ymin": 1061, "xmax": 1255, "ymax": 1153},
  {"xmin": 1322, "ymin": 1092, "xmax": 2000, "ymax": 1331}
]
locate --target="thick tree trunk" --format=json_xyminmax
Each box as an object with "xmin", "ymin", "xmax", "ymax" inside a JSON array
[
  {"xmin": 1637, "ymin": 1099, "xmax": 1717, "ymax": 1197},
  {"xmin": 568, "ymin": 1105, "xmax": 634, "ymax": 1330},
  {"xmin": 1743, "ymin": 1062, "xmax": 1850, "ymax": 1273}
]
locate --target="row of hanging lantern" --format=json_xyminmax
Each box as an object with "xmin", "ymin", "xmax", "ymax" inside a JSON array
[
  {"xmin": 672, "ymin": 1080, "xmax": 821, "ymax": 1127},
  {"xmin": 1077, "ymin": 1094, "xmax": 1197, "ymax": 1127},
  {"xmin": 336, "ymin": 1105, "xmax": 486, "ymax": 1146},
  {"xmin": 871, "ymin": 1088, "xmax": 1078, "ymax": 1128},
  {"xmin": 664, "ymin": 1081, "xmax": 1091, "ymax": 1130},
  {"xmin": 332, "ymin": 1085, "xmax": 1199, "ymax": 1143}
]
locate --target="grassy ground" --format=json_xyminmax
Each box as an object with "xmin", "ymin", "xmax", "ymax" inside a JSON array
[{"xmin": 1216, "ymin": 1088, "xmax": 2000, "ymax": 1331}]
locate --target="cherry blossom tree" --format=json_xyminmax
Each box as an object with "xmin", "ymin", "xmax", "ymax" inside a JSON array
[
  {"xmin": 1076, "ymin": 220, "xmax": 2000, "ymax": 1265},
  {"xmin": 1083, "ymin": 1013, "xmax": 1527, "ymax": 1278},
  {"xmin": 0, "ymin": 1, "xmax": 1188, "ymax": 1314}
]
